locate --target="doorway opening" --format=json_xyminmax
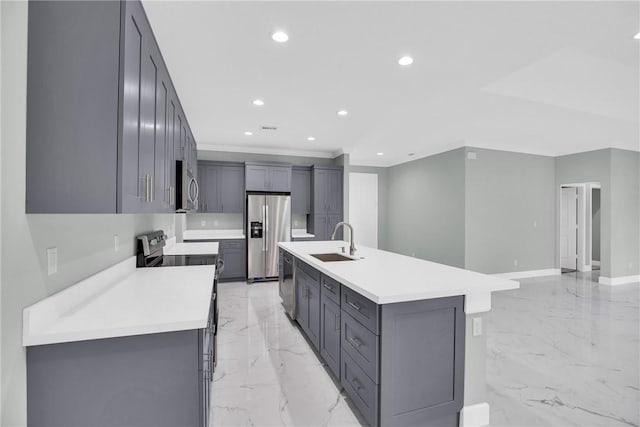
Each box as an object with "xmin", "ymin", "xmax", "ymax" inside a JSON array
[{"xmin": 558, "ymin": 182, "xmax": 601, "ymax": 276}]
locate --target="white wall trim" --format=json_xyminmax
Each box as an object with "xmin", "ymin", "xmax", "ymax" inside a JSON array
[
  {"xmin": 459, "ymin": 402, "xmax": 490, "ymax": 427},
  {"xmin": 493, "ymin": 268, "xmax": 560, "ymax": 279},
  {"xmin": 599, "ymin": 275, "xmax": 640, "ymax": 286},
  {"xmin": 197, "ymin": 142, "xmax": 340, "ymax": 159},
  {"xmin": 592, "ymin": 260, "xmax": 601, "ymax": 266}
]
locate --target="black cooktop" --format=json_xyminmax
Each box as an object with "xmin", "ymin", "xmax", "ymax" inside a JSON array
[{"xmin": 144, "ymin": 254, "xmax": 217, "ymax": 268}]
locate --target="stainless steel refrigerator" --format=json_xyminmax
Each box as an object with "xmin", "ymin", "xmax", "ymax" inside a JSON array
[{"xmin": 247, "ymin": 194, "xmax": 291, "ymax": 281}]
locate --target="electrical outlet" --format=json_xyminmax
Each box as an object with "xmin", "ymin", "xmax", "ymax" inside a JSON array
[
  {"xmin": 213, "ymin": 220, "xmax": 219, "ymax": 226},
  {"xmin": 514, "ymin": 259, "xmax": 518, "ymax": 266},
  {"xmin": 411, "ymin": 252, "xmax": 416, "ymax": 257},
  {"xmin": 114, "ymin": 235, "xmax": 119, "ymax": 252},
  {"xmin": 472, "ymin": 317, "xmax": 482, "ymax": 336},
  {"xmin": 533, "ymin": 220, "xmax": 537, "ymax": 228},
  {"xmin": 467, "ymin": 151, "xmax": 477, "ymax": 160},
  {"xmin": 201, "ymin": 220, "xmax": 206, "ymax": 227},
  {"xmin": 47, "ymin": 247, "xmax": 58, "ymax": 276}
]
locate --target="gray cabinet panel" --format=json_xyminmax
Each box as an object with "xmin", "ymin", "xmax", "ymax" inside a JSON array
[
  {"xmin": 27, "ymin": 330, "xmax": 205, "ymax": 427},
  {"xmin": 307, "ymin": 276, "xmax": 321, "ymax": 350},
  {"xmin": 379, "ymin": 296, "xmax": 464, "ymax": 427},
  {"xmin": 245, "ymin": 165, "xmax": 269, "ymax": 191},
  {"xmin": 341, "ymin": 350, "xmax": 379, "ymax": 427},
  {"xmin": 341, "ymin": 286, "xmax": 380, "ymax": 335},
  {"xmin": 320, "ymin": 294, "xmax": 341, "ymax": 379},
  {"xmin": 220, "ymin": 165, "xmax": 244, "ymax": 213},
  {"xmin": 268, "ymin": 166, "xmax": 292, "ymax": 192},
  {"xmin": 320, "ymin": 275, "xmax": 340, "ymax": 305},
  {"xmin": 295, "ymin": 270, "xmax": 308, "ymax": 325},
  {"xmin": 342, "ymin": 311, "xmax": 380, "ymax": 383},
  {"xmin": 292, "ymin": 167, "xmax": 311, "ymax": 214},
  {"xmin": 219, "ymin": 239, "xmax": 246, "ymax": 280},
  {"xmin": 310, "ymin": 167, "xmax": 343, "ymax": 239},
  {"xmin": 295, "ymin": 265, "xmax": 320, "ymax": 350},
  {"xmin": 26, "ymin": 1, "xmax": 121, "ymax": 213}
]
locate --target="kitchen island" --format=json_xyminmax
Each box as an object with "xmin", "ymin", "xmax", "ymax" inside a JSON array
[{"xmin": 278, "ymin": 240, "xmax": 519, "ymax": 427}]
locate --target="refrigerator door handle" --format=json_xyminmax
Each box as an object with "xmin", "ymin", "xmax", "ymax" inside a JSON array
[
  {"xmin": 262, "ymin": 205, "xmax": 267, "ymax": 251},
  {"xmin": 265, "ymin": 205, "xmax": 269, "ymax": 251}
]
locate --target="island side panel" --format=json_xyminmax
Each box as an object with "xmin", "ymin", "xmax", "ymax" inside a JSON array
[
  {"xmin": 379, "ymin": 296, "xmax": 465, "ymax": 427},
  {"xmin": 27, "ymin": 330, "xmax": 201, "ymax": 427}
]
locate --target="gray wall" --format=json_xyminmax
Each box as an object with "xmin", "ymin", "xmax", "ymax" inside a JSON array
[
  {"xmin": 464, "ymin": 148, "xmax": 556, "ymax": 274},
  {"xmin": 609, "ymin": 149, "xmax": 640, "ymax": 277},
  {"xmin": 385, "ymin": 148, "xmax": 466, "ymax": 268},
  {"xmin": 592, "ymin": 188, "xmax": 601, "ymax": 262},
  {"xmin": 555, "ymin": 149, "xmax": 612, "ymax": 277},
  {"xmin": 348, "ymin": 165, "xmax": 389, "ymax": 250},
  {"xmin": 1, "ymin": 5, "xmax": 176, "ymax": 425}
]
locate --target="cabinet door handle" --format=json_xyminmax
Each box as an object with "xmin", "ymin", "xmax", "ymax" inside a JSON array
[
  {"xmin": 150, "ymin": 175, "xmax": 154, "ymax": 202},
  {"xmin": 323, "ymin": 283, "xmax": 335, "ymax": 293},
  {"xmin": 347, "ymin": 336, "xmax": 363, "ymax": 348},
  {"xmin": 347, "ymin": 301, "xmax": 361, "ymax": 312},
  {"xmin": 334, "ymin": 313, "xmax": 340, "ymax": 331}
]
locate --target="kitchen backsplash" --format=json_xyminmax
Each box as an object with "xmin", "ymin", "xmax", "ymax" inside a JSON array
[{"xmin": 186, "ymin": 213, "xmax": 243, "ymax": 230}]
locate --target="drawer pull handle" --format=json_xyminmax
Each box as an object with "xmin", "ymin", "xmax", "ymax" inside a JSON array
[
  {"xmin": 347, "ymin": 336, "xmax": 363, "ymax": 348},
  {"xmin": 352, "ymin": 378, "xmax": 363, "ymax": 392},
  {"xmin": 347, "ymin": 301, "xmax": 361, "ymax": 311},
  {"xmin": 323, "ymin": 283, "xmax": 335, "ymax": 292}
]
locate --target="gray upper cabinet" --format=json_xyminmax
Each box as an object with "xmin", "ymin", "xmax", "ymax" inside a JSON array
[
  {"xmin": 198, "ymin": 162, "xmax": 244, "ymax": 213},
  {"xmin": 291, "ymin": 167, "xmax": 311, "ymax": 214},
  {"xmin": 245, "ymin": 163, "xmax": 292, "ymax": 192},
  {"xmin": 26, "ymin": 0, "xmax": 194, "ymax": 213},
  {"xmin": 310, "ymin": 167, "xmax": 343, "ymax": 240}
]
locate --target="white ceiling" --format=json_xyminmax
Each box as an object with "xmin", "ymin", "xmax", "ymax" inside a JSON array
[{"xmin": 142, "ymin": 1, "xmax": 640, "ymax": 167}]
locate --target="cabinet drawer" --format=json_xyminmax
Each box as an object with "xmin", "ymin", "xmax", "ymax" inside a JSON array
[
  {"xmin": 220, "ymin": 239, "xmax": 245, "ymax": 250},
  {"xmin": 342, "ymin": 311, "xmax": 379, "ymax": 383},
  {"xmin": 342, "ymin": 286, "xmax": 380, "ymax": 335},
  {"xmin": 296, "ymin": 259, "xmax": 320, "ymax": 282},
  {"xmin": 320, "ymin": 275, "xmax": 340, "ymax": 305},
  {"xmin": 341, "ymin": 350, "xmax": 379, "ymax": 427}
]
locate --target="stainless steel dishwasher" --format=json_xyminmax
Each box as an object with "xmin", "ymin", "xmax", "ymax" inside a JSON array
[{"xmin": 279, "ymin": 249, "xmax": 295, "ymax": 318}]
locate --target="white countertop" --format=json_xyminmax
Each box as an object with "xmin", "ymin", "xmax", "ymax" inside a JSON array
[
  {"xmin": 278, "ymin": 241, "xmax": 519, "ymax": 310},
  {"xmin": 23, "ymin": 257, "xmax": 215, "ymax": 346},
  {"xmin": 292, "ymin": 229, "xmax": 315, "ymax": 239},
  {"xmin": 183, "ymin": 229, "xmax": 245, "ymax": 240},
  {"xmin": 164, "ymin": 238, "xmax": 219, "ymax": 256}
]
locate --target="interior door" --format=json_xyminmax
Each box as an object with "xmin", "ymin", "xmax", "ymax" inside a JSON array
[
  {"xmin": 561, "ymin": 187, "xmax": 578, "ymax": 270},
  {"xmin": 265, "ymin": 195, "xmax": 291, "ymax": 277}
]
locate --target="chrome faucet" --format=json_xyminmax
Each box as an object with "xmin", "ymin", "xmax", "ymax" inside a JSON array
[{"xmin": 331, "ymin": 222, "xmax": 356, "ymax": 256}]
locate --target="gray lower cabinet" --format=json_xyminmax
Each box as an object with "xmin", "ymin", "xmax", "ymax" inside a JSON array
[
  {"xmin": 219, "ymin": 240, "xmax": 246, "ymax": 281},
  {"xmin": 27, "ymin": 329, "xmax": 212, "ymax": 427},
  {"xmin": 320, "ymin": 293, "xmax": 341, "ymax": 378},
  {"xmin": 282, "ymin": 251, "xmax": 465, "ymax": 427}
]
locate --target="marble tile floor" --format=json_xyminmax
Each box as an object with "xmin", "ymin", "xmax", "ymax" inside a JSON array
[
  {"xmin": 211, "ymin": 272, "xmax": 639, "ymax": 427},
  {"xmin": 488, "ymin": 271, "xmax": 640, "ymax": 427}
]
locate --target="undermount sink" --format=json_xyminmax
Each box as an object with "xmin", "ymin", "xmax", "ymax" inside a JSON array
[{"xmin": 310, "ymin": 253, "xmax": 357, "ymax": 262}]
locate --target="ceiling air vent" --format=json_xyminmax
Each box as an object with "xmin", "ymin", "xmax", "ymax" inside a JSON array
[{"xmin": 261, "ymin": 126, "xmax": 278, "ymax": 131}]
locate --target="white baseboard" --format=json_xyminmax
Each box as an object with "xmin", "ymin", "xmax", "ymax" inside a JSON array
[
  {"xmin": 493, "ymin": 268, "xmax": 560, "ymax": 280},
  {"xmin": 460, "ymin": 402, "xmax": 490, "ymax": 427},
  {"xmin": 592, "ymin": 260, "xmax": 601, "ymax": 266},
  {"xmin": 599, "ymin": 275, "xmax": 640, "ymax": 286}
]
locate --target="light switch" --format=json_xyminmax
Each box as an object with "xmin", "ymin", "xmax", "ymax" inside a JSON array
[
  {"xmin": 47, "ymin": 247, "xmax": 58, "ymax": 276},
  {"xmin": 201, "ymin": 220, "xmax": 206, "ymax": 227},
  {"xmin": 472, "ymin": 317, "xmax": 482, "ymax": 336},
  {"xmin": 114, "ymin": 235, "xmax": 120, "ymax": 252},
  {"xmin": 467, "ymin": 151, "xmax": 477, "ymax": 160}
]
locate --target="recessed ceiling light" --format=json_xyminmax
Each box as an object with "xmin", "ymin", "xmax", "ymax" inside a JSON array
[
  {"xmin": 307, "ymin": 136, "xmax": 316, "ymax": 141},
  {"xmin": 377, "ymin": 152, "xmax": 384, "ymax": 156},
  {"xmin": 337, "ymin": 110, "xmax": 348, "ymax": 116},
  {"xmin": 252, "ymin": 99, "xmax": 264, "ymax": 106},
  {"xmin": 398, "ymin": 56, "xmax": 414, "ymax": 66},
  {"xmin": 244, "ymin": 131, "xmax": 253, "ymax": 136},
  {"xmin": 272, "ymin": 31, "xmax": 289, "ymax": 43},
  {"xmin": 634, "ymin": 32, "xmax": 640, "ymax": 40}
]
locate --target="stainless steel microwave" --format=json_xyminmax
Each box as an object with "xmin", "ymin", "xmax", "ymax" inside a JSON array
[{"xmin": 175, "ymin": 160, "xmax": 198, "ymax": 212}]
